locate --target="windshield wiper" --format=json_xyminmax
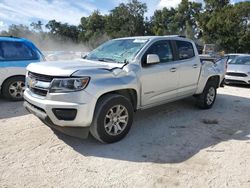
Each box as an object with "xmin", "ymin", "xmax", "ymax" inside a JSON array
[
  {"xmin": 97, "ymin": 58, "xmax": 117, "ymax": 63},
  {"xmin": 96, "ymin": 57, "xmax": 129, "ymax": 69},
  {"xmin": 121, "ymin": 59, "xmax": 129, "ymax": 69}
]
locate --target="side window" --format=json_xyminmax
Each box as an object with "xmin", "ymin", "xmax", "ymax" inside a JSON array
[
  {"xmin": 143, "ymin": 41, "xmax": 173, "ymax": 64},
  {"xmin": 176, "ymin": 40, "xmax": 195, "ymax": 60},
  {"xmin": 0, "ymin": 44, "xmax": 3, "ymax": 60},
  {"xmin": 0, "ymin": 41, "xmax": 38, "ymax": 61}
]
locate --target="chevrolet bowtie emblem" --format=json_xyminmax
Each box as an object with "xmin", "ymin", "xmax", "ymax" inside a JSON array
[{"xmin": 29, "ymin": 78, "xmax": 38, "ymax": 88}]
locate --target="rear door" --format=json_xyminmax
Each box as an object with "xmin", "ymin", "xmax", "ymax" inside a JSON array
[
  {"xmin": 140, "ymin": 40, "xmax": 180, "ymax": 107},
  {"xmin": 174, "ymin": 40, "xmax": 201, "ymax": 96}
]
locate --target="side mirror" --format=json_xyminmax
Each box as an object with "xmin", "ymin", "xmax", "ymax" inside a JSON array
[{"xmin": 147, "ymin": 54, "xmax": 160, "ymax": 64}]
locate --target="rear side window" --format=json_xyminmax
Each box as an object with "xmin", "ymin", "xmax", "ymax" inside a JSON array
[
  {"xmin": 144, "ymin": 41, "xmax": 173, "ymax": 64},
  {"xmin": 176, "ymin": 40, "xmax": 195, "ymax": 60},
  {"xmin": 0, "ymin": 41, "xmax": 38, "ymax": 61}
]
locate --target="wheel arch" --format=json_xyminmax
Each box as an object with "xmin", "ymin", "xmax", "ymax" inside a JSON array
[
  {"xmin": 1, "ymin": 74, "xmax": 25, "ymax": 94},
  {"xmin": 95, "ymin": 89, "xmax": 138, "ymax": 111},
  {"xmin": 195, "ymin": 75, "xmax": 221, "ymax": 95},
  {"xmin": 206, "ymin": 75, "xmax": 220, "ymax": 88}
]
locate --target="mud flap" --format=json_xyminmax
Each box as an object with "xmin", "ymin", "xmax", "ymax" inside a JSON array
[{"xmin": 220, "ymin": 78, "xmax": 225, "ymax": 87}]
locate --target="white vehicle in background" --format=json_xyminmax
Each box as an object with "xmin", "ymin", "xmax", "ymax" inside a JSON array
[
  {"xmin": 225, "ymin": 55, "xmax": 250, "ymax": 85},
  {"xmin": 24, "ymin": 36, "xmax": 225, "ymax": 143},
  {"xmin": 0, "ymin": 36, "xmax": 44, "ymax": 101},
  {"xmin": 224, "ymin": 53, "xmax": 248, "ymax": 64}
]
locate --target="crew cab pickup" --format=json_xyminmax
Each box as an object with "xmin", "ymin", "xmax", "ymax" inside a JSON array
[{"xmin": 24, "ymin": 36, "xmax": 224, "ymax": 143}]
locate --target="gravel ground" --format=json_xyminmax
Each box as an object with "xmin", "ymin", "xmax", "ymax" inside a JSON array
[{"xmin": 0, "ymin": 85, "xmax": 250, "ymax": 188}]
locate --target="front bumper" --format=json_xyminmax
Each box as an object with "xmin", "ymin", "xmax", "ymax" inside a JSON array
[
  {"xmin": 23, "ymin": 101, "xmax": 90, "ymax": 138},
  {"xmin": 24, "ymin": 88, "xmax": 97, "ymax": 128},
  {"xmin": 24, "ymin": 105, "xmax": 90, "ymax": 139},
  {"xmin": 24, "ymin": 89, "xmax": 98, "ymax": 138},
  {"xmin": 225, "ymin": 75, "xmax": 250, "ymax": 85}
]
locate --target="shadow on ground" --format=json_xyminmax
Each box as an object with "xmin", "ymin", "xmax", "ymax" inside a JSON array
[
  {"xmin": 225, "ymin": 83, "xmax": 250, "ymax": 89},
  {"xmin": 52, "ymin": 93, "xmax": 250, "ymax": 164},
  {"xmin": 0, "ymin": 98, "xmax": 28, "ymax": 119}
]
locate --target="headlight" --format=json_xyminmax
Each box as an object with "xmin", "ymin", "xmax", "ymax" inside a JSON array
[{"xmin": 49, "ymin": 77, "xmax": 90, "ymax": 93}]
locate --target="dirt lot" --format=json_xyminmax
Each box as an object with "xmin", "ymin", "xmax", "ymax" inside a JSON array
[{"xmin": 0, "ymin": 86, "xmax": 250, "ymax": 188}]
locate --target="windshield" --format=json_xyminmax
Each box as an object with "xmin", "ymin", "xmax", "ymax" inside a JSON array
[
  {"xmin": 229, "ymin": 56, "xmax": 250, "ymax": 65},
  {"xmin": 227, "ymin": 55, "xmax": 238, "ymax": 63},
  {"xmin": 85, "ymin": 38, "xmax": 148, "ymax": 63}
]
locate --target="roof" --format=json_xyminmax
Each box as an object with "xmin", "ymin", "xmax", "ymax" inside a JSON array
[
  {"xmin": 0, "ymin": 36, "xmax": 42, "ymax": 54},
  {"xmin": 225, "ymin": 53, "xmax": 250, "ymax": 56},
  {"xmin": 114, "ymin": 35, "xmax": 193, "ymax": 43},
  {"xmin": 0, "ymin": 36, "xmax": 28, "ymax": 42}
]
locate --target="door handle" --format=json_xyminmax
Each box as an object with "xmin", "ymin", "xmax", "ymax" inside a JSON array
[
  {"xmin": 170, "ymin": 68, "xmax": 177, "ymax": 72},
  {"xmin": 193, "ymin": 64, "xmax": 198, "ymax": 68}
]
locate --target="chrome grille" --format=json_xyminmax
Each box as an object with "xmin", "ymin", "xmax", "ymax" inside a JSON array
[
  {"xmin": 30, "ymin": 87, "xmax": 48, "ymax": 96},
  {"xmin": 28, "ymin": 72, "xmax": 53, "ymax": 97},
  {"xmin": 28, "ymin": 72, "xmax": 54, "ymax": 82}
]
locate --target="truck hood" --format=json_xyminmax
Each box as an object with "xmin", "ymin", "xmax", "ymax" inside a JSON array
[
  {"xmin": 27, "ymin": 59, "xmax": 124, "ymax": 76},
  {"xmin": 227, "ymin": 64, "xmax": 250, "ymax": 73}
]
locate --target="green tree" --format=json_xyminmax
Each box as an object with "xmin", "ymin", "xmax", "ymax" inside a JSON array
[
  {"xmin": 78, "ymin": 10, "xmax": 107, "ymax": 47},
  {"xmin": 198, "ymin": 0, "xmax": 230, "ymax": 42},
  {"xmin": 151, "ymin": 0, "xmax": 201, "ymax": 39},
  {"xmin": 46, "ymin": 20, "xmax": 79, "ymax": 42},
  {"xmin": 204, "ymin": 0, "xmax": 230, "ymax": 12},
  {"xmin": 151, "ymin": 8, "xmax": 177, "ymax": 35},
  {"xmin": 105, "ymin": 0, "xmax": 147, "ymax": 38},
  {"xmin": 78, "ymin": 10, "xmax": 106, "ymax": 41},
  {"xmin": 1, "ymin": 0, "xmax": 249, "ymax": 53},
  {"xmin": 175, "ymin": 0, "xmax": 202, "ymax": 39},
  {"xmin": 199, "ymin": 1, "xmax": 250, "ymax": 53},
  {"xmin": 5, "ymin": 24, "xmax": 32, "ymax": 37},
  {"xmin": 30, "ymin": 21, "xmax": 43, "ymax": 32}
]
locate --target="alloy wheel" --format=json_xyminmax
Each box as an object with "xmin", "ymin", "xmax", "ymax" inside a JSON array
[
  {"xmin": 104, "ymin": 105, "xmax": 129, "ymax": 136},
  {"xmin": 8, "ymin": 81, "xmax": 25, "ymax": 99}
]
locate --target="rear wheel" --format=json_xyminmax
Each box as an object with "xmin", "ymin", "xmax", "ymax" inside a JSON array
[
  {"xmin": 90, "ymin": 94, "xmax": 134, "ymax": 143},
  {"xmin": 196, "ymin": 82, "xmax": 217, "ymax": 109},
  {"xmin": 2, "ymin": 76, "xmax": 25, "ymax": 101}
]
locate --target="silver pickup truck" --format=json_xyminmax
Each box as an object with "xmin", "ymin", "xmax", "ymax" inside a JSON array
[{"xmin": 24, "ymin": 36, "xmax": 225, "ymax": 143}]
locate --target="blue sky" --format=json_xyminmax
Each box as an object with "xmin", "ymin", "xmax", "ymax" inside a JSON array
[{"xmin": 0, "ymin": 0, "xmax": 248, "ymax": 31}]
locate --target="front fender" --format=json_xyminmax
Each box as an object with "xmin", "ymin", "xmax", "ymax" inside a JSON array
[
  {"xmin": 73, "ymin": 64, "xmax": 141, "ymax": 108},
  {"xmin": 88, "ymin": 71, "xmax": 139, "ymax": 103}
]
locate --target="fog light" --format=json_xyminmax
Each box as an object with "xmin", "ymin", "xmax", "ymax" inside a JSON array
[{"xmin": 52, "ymin": 109, "xmax": 77, "ymax": 121}]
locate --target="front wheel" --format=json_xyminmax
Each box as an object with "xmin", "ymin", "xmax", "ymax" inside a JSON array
[
  {"xmin": 1, "ymin": 76, "xmax": 25, "ymax": 101},
  {"xmin": 90, "ymin": 94, "xmax": 134, "ymax": 143},
  {"xmin": 196, "ymin": 82, "xmax": 217, "ymax": 109}
]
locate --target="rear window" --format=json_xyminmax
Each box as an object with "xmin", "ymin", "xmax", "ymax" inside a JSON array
[
  {"xmin": 176, "ymin": 40, "xmax": 195, "ymax": 60},
  {"xmin": 0, "ymin": 41, "xmax": 38, "ymax": 61}
]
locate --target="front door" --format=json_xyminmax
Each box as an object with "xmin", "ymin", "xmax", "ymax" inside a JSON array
[{"xmin": 140, "ymin": 40, "xmax": 179, "ymax": 107}]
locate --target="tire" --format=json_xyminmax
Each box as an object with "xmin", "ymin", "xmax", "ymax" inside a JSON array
[
  {"xmin": 1, "ymin": 76, "xmax": 25, "ymax": 101},
  {"xmin": 196, "ymin": 81, "xmax": 217, "ymax": 109},
  {"xmin": 90, "ymin": 94, "xmax": 134, "ymax": 143}
]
